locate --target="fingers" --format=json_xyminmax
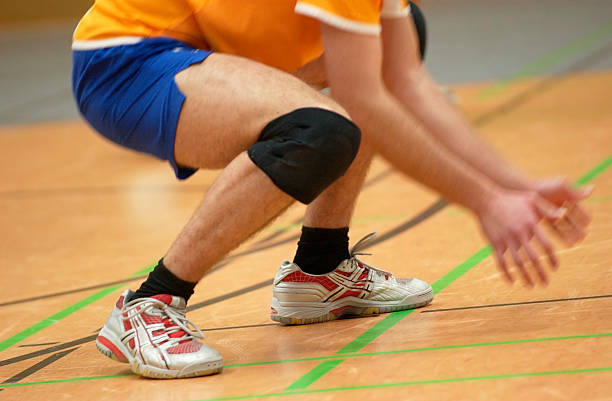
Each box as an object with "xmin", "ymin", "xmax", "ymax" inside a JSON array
[
  {"xmin": 508, "ymin": 239, "xmax": 534, "ymax": 287},
  {"xmin": 571, "ymin": 184, "xmax": 594, "ymax": 201},
  {"xmin": 496, "ymin": 228, "xmax": 557, "ymax": 287},
  {"xmin": 537, "ymin": 188, "xmax": 591, "ymax": 246},
  {"xmin": 551, "ymin": 204, "xmax": 587, "ymax": 245},
  {"xmin": 520, "ymin": 235, "xmax": 548, "ymax": 285},
  {"xmin": 534, "ymin": 196, "xmax": 566, "ymax": 221},
  {"xmin": 493, "ymin": 244, "xmax": 513, "ymax": 283},
  {"xmin": 566, "ymin": 202, "xmax": 591, "ymax": 228},
  {"xmin": 533, "ymin": 226, "xmax": 558, "ymax": 270}
]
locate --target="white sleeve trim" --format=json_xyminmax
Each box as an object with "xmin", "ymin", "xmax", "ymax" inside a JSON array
[
  {"xmin": 72, "ymin": 36, "xmax": 144, "ymax": 50},
  {"xmin": 295, "ymin": 2, "xmax": 381, "ymax": 35},
  {"xmin": 381, "ymin": 0, "xmax": 410, "ymax": 18}
]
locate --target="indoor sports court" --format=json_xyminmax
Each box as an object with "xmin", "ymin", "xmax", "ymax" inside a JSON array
[{"xmin": 1, "ymin": 1, "xmax": 611, "ymax": 400}]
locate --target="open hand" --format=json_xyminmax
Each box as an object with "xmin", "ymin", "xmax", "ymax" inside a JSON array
[
  {"xmin": 532, "ymin": 178, "xmax": 593, "ymax": 245},
  {"xmin": 478, "ymin": 190, "xmax": 565, "ymax": 286}
]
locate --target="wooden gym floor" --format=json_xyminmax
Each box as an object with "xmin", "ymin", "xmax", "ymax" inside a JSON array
[{"xmin": 0, "ymin": 69, "xmax": 611, "ymax": 400}]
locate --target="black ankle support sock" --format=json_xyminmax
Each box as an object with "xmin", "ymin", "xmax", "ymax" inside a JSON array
[
  {"xmin": 293, "ymin": 226, "xmax": 350, "ymax": 275},
  {"xmin": 131, "ymin": 259, "xmax": 197, "ymax": 302}
]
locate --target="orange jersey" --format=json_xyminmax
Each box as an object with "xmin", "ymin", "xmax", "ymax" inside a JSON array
[{"xmin": 73, "ymin": 0, "xmax": 409, "ymax": 72}]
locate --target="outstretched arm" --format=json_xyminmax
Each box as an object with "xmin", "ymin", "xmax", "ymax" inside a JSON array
[
  {"xmin": 380, "ymin": 15, "xmax": 592, "ymax": 225},
  {"xmin": 381, "ymin": 16, "xmax": 532, "ymax": 191},
  {"xmin": 320, "ymin": 22, "xmax": 574, "ymax": 286}
]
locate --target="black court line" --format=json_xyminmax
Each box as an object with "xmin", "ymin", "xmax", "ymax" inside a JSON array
[
  {"xmin": 1, "ymin": 347, "xmax": 79, "ymax": 384},
  {"xmin": 421, "ymin": 294, "xmax": 612, "ymax": 314},
  {"xmin": 0, "ymin": 276, "xmax": 148, "ymax": 308},
  {"xmin": 472, "ymin": 41, "xmax": 612, "ymax": 128},
  {"xmin": 253, "ymin": 169, "xmax": 393, "ymax": 246},
  {"xmin": 3, "ymin": 41, "xmax": 606, "ymax": 381},
  {"xmin": 225, "ymin": 197, "xmax": 448, "ymax": 263},
  {"xmin": 204, "ymin": 323, "xmax": 280, "ymax": 332},
  {"xmin": 0, "ymin": 336, "xmax": 95, "ymax": 367},
  {"xmin": 3, "ymin": 35, "xmax": 608, "ymax": 311},
  {"xmin": 17, "ymin": 342, "xmax": 60, "ymax": 348},
  {"xmin": 186, "ymin": 279, "xmax": 274, "ymax": 312},
  {"xmin": 0, "ymin": 168, "xmax": 393, "ymax": 309},
  {"xmin": 0, "ymin": 200, "xmax": 448, "ymax": 368},
  {"xmin": 225, "ymin": 235, "xmax": 300, "ymax": 262},
  {"xmin": 255, "ymin": 217, "xmax": 303, "ymax": 245},
  {"xmin": 361, "ymin": 199, "xmax": 448, "ymax": 250},
  {"xmin": 0, "ymin": 152, "xmax": 394, "ymax": 200}
]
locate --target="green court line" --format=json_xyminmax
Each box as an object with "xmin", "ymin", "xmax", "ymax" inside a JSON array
[
  {"xmin": 194, "ymin": 367, "xmax": 612, "ymax": 401},
  {"xmin": 1, "ymin": 150, "xmax": 610, "ymax": 372},
  {"xmin": 285, "ymin": 359, "xmax": 345, "ymax": 390},
  {"xmin": 1, "ymin": 332, "xmax": 610, "ymax": 389},
  {"xmin": 286, "ymin": 152, "xmax": 612, "ymax": 389},
  {"xmin": 430, "ymin": 246, "xmax": 493, "ymax": 295},
  {"xmin": 479, "ymin": 20, "xmax": 612, "ymax": 99},
  {"xmin": 1, "ymin": 148, "xmax": 610, "ymax": 384},
  {"xmin": 226, "ymin": 332, "xmax": 612, "ymax": 368},
  {"xmin": 575, "ymin": 154, "xmax": 612, "ymax": 187},
  {"xmin": 132, "ymin": 262, "xmax": 157, "ymax": 276},
  {"xmin": 0, "ymin": 373, "xmax": 133, "ymax": 389},
  {"xmin": 333, "ymin": 245, "xmax": 492, "ymax": 356},
  {"xmin": 336, "ymin": 309, "xmax": 417, "ymax": 355},
  {"xmin": 445, "ymin": 197, "xmax": 612, "ymax": 212},
  {"xmin": 282, "ymin": 245, "xmax": 492, "ymax": 389},
  {"xmin": 0, "ymin": 263, "xmax": 156, "ymax": 353},
  {"xmin": 0, "ymin": 284, "xmax": 123, "ymax": 353},
  {"xmin": 0, "ymin": 19, "xmax": 608, "ymax": 384},
  {"xmin": 585, "ymin": 196, "xmax": 612, "ymax": 203},
  {"xmin": 0, "ymin": 209, "xmax": 405, "ymax": 353}
]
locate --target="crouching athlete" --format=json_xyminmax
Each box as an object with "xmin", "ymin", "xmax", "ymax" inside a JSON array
[{"xmin": 71, "ymin": 0, "xmax": 591, "ymax": 378}]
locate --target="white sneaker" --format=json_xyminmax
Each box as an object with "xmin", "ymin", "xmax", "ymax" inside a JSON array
[
  {"xmin": 96, "ymin": 290, "xmax": 223, "ymax": 378},
  {"xmin": 271, "ymin": 232, "xmax": 433, "ymax": 325}
]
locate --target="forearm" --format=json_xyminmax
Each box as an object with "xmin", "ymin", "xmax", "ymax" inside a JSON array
[
  {"xmin": 386, "ymin": 68, "xmax": 535, "ymax": 191},
  {"xmin": 334, "ymin": 85, "xmax": 499, "ymax": 213}
]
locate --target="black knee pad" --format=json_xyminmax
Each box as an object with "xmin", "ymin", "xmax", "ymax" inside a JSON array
[
  {"xmin": 247, "ymin": 108, "xmax": 361, "ymax": 204},
  {"xmin": 409, "ymin": 1, "xmax": 427, "ymax": 61}
]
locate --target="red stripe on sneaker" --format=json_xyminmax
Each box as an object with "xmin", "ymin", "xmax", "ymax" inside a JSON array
[
  {"xmin": 167, "ymin": 340, "xmax": 201, "ymax": 354},
  {"xmin": 97, "ymin": 336, "xmax": 128, "ymax": 363},
  {"xmin": 358, "ymin": 270, "xmax": 369, "ymax": 281},
  {"xmin": 115, "ymin": 296, "xmax": 125, "ymax": 309},
  {"xmin": 282, "ymin": 271, "xmax": 338, "ymax": 291},
  {"xmin": 151, "ymin": 294, "xmax": 173, "ymax": 305},
  {"xmin": 141, "ymin": 313, "xmax": 163, "ymax": 325},
  {"xmin": 336, "ymin": 271, "xmax": 352, "ymax": 277},
  {"xmin": 331, "ymin": 306, "xmax": 348, "ymax": 317}
]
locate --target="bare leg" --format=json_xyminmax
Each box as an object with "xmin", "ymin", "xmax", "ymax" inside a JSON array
[
  {"xmin": 164, "ymin": 154, "xmax": 293, "ymax": 282},
  {"xmin": 303, "ymin": 139, "xmax": 375, "ymax": 229},
  {"xmin": 162, "ymin": 53, "xmax": 348, "ymax": 281},
  {"xmin": 98, "ymin": 52, "xmax": 359, "ymax": 380}
]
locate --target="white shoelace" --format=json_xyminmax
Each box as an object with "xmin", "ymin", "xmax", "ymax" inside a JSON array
[
  {"xmin": 348, "ymin": 232, "xmax": 394, "ymax": 280},
  {"xmin": 122, "ymin": 297, "xmax": 205, "ymax": 342}
]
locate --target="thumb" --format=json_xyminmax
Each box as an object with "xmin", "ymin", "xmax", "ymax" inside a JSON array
[
  {"xmin": 535, "ymin": 196, "xmax": 566, "ymax": 220},
  {"xmin": 572, "ymin": 184, "xmax": 594, "ymax": 201}
]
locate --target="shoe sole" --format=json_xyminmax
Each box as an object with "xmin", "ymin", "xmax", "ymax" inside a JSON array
[
  {"xmin": 270, "ymin": 289, "xmax": 434, "ymax": 325},
  {"xmin": 96, "ymin": 327, "xmax": 223, "ymax": 379}
]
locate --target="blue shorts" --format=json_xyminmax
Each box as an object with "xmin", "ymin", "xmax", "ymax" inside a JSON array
[{"xmin": 72, "ymin": 37, "xmax": 213, "ymax": 179}]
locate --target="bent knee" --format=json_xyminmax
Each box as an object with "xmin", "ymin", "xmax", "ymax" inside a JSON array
[{"xmin": 248, "ymin": 107, "xmax": 361, "ymax": 204}]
